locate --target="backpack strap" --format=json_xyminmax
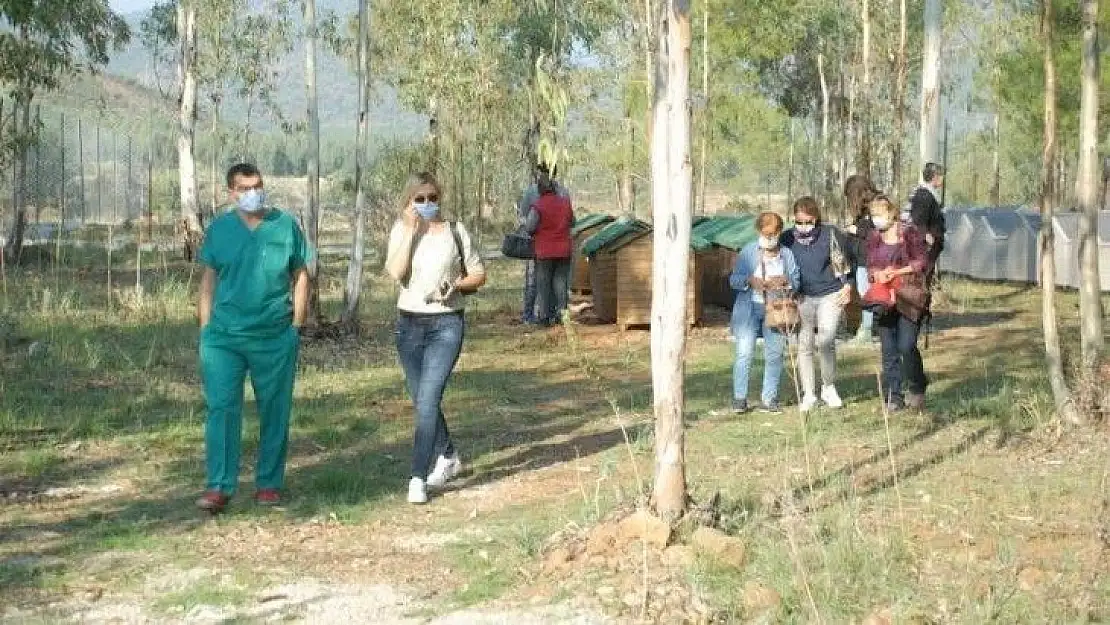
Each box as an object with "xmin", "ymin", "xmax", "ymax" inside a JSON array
[{"xmin": 448, "ymin": 221, "xmax": 468, "ymax": 279}]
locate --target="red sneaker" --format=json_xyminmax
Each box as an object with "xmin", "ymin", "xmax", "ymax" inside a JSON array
[
  {"xmin": 196, "ymin": 490, "xmax": 229, "ymax": 513},
  {"xmin": 254, "ymin": 489, "xmax": 281, "ymax": 506}
]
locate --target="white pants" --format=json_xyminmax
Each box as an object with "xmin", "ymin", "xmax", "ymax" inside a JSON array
[{"xmin": 797, "ymin": 293, "xmax": 844, "ymax": 396}]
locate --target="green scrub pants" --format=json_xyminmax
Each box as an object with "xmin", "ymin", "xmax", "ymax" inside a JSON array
[{"xmin": 200, "ymin": 325, "xmax": 299, "ymax": 494}]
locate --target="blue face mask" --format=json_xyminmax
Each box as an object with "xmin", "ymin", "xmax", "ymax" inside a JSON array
[
  {"xmin": 237, "ymin": 189, "xmax": 266, "ymax": 213},
  {"xmin": 414, "ymin": 201, "xmax": 440, "ymax": 220}
]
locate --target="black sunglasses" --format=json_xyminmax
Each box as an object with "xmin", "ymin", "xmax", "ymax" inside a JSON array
[
  {"xmin": 414, "ymin": 194, "xmax": 439, "ymax": 203},
  {"xmin": 795, "ymin": 219, "xmax": 817, "ymax": 226}
]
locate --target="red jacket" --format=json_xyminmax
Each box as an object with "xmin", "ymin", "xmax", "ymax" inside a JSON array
[{"xmin": 532, "ymin": 193, "xmax": 574, "ymax": 260}]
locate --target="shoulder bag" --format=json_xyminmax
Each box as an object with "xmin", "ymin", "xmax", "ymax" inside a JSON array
[
  {"xmin": 500, "ymin": 226, "xmax": 534, "ymax": 260},
  {"xmin": 449, "ymin": 222, "xmax": 479, "ymax": 295}
]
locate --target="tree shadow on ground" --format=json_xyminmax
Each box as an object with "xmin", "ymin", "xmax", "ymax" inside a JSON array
[
  {"xmin": 929, "ymin": 309, "xmax": 1019, "ymax": 331},
  {"xmin": 0, "ymin": 353, "xmax": 638, "ymax": 597}
]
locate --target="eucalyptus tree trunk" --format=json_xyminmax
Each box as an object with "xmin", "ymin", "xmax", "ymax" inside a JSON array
[
  {"xmin": 4, "ymin": 95, "xmax": 30, "ymax": 261},
  {"xmin": 428, "ymin": 98, "xmax": 440, "ymax": 175},
  {"xmin": 990, "ymin": 0, "xmax": 1002, "ymax": 206},
  {"xmin": 1076, "ymin": 0, "xmax": 1103, "ymax": 373},
  {"xmin": 177, "ymin": 1, "xmax": 201, "ymax": 259},
  {"xmin": 818, "ymin": 51, "xmax": 831, "ymax": 198},
  {"xmin": 891, "ymin": 0, "xmax": 907, "ymax": 196},
  {"xmin": 210, "ymin": 96, "xmax": 221, "ymax": 214},
  {"xmin": 621, "ymin": 110, "xmax": 636, "ymax": 216},
  {"xmin": 1038, "ymin": 0, "xmax": 1079, "ymax": 424},
  {"xmin": 858, "ymin": 0, "xmax": 872, "ymax": 177},
  {"xmin": 305, "ymin": 0, "xmax": 322, "ymax": 322},
  {"xmin": 341, "ymin": 0, "xmax": 371, "ymax": 327},
  {"xmin": 650, "ymin": 0, "xmax": 692, "ymax": 522},
  {"xmin": 642, "ymin": 0, "xmax": 656, "ymax": 149},
  {"xmin": 919, "ymin": 0, "xmax": 943, "ymax": 166},
  {"xmin": 696, "ymin": 8, "xmax": 709, "ymax": 214}
]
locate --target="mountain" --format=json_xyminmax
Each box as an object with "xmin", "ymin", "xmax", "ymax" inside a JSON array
[{"xmin": 103, "ymin": 0, "xmax": 425, "ymax": 141}]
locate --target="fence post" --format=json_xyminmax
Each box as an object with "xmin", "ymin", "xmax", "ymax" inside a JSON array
[
  {"xmin": 127, "ymin": 135, "xmax": 133, "ymax": 221},
  {"xmin": 78, "ymin": 117, "xmax": 86, "ymax": 223},
  {"xmin": 146, "ymin": 126, "xmax": 154, "ymax": 243},
  {"xmin": 96, "ymin": 124, "xmax": 102, "ymax": 223},
  {"xmin": 32, "ymin": 104, "xmax": 41, "ymax": 225},
  {"xmin": 112, "ymin": 132, "xmax": 119, "ymax": 225},
  {"xmin": 59, "ymin": 112, "xmax": 66, "ymax": 230}
]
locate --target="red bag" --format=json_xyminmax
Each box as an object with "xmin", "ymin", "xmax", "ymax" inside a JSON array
[{"xmin": 863, "ymin": 276, "xmax": 898, "ymax": 312}]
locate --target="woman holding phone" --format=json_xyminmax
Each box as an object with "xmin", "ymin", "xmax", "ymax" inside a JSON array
[{"xmin": 385, "ymin": 172, "xmax": 487, "ymax": 504}]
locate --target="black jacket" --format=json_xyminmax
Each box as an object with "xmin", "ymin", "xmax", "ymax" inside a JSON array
[
  {"xmin": 909, "ymin": 186, "xmax": 946, "ymax": 258},
  {"xmin": 847, "ymin": 215, "xmax": 874, "ymax": 268}
]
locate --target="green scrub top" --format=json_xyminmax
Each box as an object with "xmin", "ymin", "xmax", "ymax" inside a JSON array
[{"xmin": 198, "ymin": 208, "xmax": 315, "ymax": 338}]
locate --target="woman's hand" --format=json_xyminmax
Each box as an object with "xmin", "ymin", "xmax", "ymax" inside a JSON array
[
  {"xmin": 834, "ymin": 283, "xmax": 852, "ymax": 307},
  {"xmin": 873, "ymin": 268, "xmax": 893, "ymax": 284},
  {"xmin": 401, "ymin": 204, "xmax": 420, "ymax": 229},
  {"xmin": 846, "ymin": 224, "xmax": 858, "ymax": 235},
  {"xmin": 764, "ymin": 275, "xmax": 789, "ymax": 290},
  {"xmin": 748, "ymin": 276, "xmax": 766, "ymax": 290}
]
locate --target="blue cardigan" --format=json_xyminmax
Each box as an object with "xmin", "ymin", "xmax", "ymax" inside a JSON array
[{"xmin": 729, "ymin": 242, "xmax": 801, "ymax": 311}]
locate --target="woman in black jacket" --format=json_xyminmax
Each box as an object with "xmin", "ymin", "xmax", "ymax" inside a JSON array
[{"xmin": 843, "ymin": 174, "xmax": 879, "ymax": 344}]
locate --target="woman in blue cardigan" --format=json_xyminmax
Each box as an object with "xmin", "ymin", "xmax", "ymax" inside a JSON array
[{"xmin": 729, "ymin": 212, "xmax": 801, "ymax": 414}]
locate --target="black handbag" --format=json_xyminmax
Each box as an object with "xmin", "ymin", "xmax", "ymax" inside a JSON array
[{"xmin": 501, "ymin": 228, "xmax": 534, "ymax": 260}]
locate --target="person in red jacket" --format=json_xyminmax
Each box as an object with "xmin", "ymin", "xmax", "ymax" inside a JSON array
[{"xmin": 525, "ymin": 171, "xmax": 576, "ymax": 326}]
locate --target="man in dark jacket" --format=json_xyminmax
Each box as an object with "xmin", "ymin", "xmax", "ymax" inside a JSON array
[{"xmin": 908, "ymin": 162, "xmax": 946, "ymax": 286}]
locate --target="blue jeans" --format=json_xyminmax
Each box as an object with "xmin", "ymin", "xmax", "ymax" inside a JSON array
[
  {"xmin": 522, "ymin": 260, "xmax": 537, "ymax": 323},
  {"xmin": 855, "ymin": 266, "xmax": 873, "ymax": 334},
  {"xmin": 731, "ymin": 300, "xmax": 787, "ymax": 405},
  {"xmin": 396, "ymin": 312, "xmax": 464, "ymax": 479},
  {"xmin": 535, "ymin": 258, "xmax": 571, "ymax": 324},
  {"xmin": 875, "ymin": 310, "xmax": 926, "ymax": 402}
]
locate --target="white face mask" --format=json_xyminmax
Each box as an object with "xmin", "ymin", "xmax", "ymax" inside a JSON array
[
  {"xmin": 758, "ymin": 235, "xmax": 779, "ymax": 250},
  {"xmin": 872, "ymin": 216, "xmax": 891, "ymax": 231}
]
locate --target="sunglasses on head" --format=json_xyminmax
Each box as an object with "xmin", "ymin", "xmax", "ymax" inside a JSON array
[{"xmin": 414, "ymin": 194, "xmax": 439, "ymax": 204}]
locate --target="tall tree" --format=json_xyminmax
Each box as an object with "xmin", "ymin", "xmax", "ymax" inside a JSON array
[
  {"xmin": 1, "ymin": 0, "xmax": 128, "ymax": 258},
  {"xmin": 341, "ymin": 0, "xmax": 371, "ymax": 328},
  {"xmin": 919, "ymin": 0, "xmax": 943, "ymax": 167},
  {"xmin": 650, "ymin": 0, "xmax": 692, "ymax": 521},
  {"xmin": 1038, "ymin": 0, "xmax": 1079, "ymax": 424},
  {"xmin": 177, "ymin": 0, "xmax": 201, "ymax": 259},
  {"xmin": 891, "ymin": 0, "xmax": 908, "ymax": 195},
  {"xmin": 1076, "ymin": 0, "xmax": 1103, "ymax": 373},
  {"xmin": 859, "ymin": 0, "xmax": 873, "ymax": 176},
  {"xmin": 304, "ymin": 0, "xmax": 322, "ymax": 321}
]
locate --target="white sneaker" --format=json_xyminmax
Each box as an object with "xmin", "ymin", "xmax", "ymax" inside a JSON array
[
  {"xmin": 407, "ymin": 477, "xmax": 428, "ymax": 504},
  {"xmin": 821, "ymin": 385, "xmax": 844, "ymax": 409},
  {"xmin": 799, "ymin": 394, "xmax": 819, "ymax": 412},
  {"xmin": 426, "ymin": 455, "xmax": 462, "ymax": 488}
]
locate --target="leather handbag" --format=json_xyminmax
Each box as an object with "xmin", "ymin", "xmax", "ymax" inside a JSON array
[
  {"xmin": 760, "ymin": 258, "xmax": 800, "ymax": 332},
  {"xmin": 500, "ymin": 227, "xmax": 534, "ymax": 260},
  {"xmin": 895, "ymin": 273, "xmax": 930, "ymax": 323}
]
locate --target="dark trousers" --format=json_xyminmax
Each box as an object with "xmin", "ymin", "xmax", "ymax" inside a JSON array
[
  {"xmin": 395, "ymin": 312, "xmax": 464, "ymax": 479},
  {"xmin": 876, "ymin": 310, "xmax": 926, "ymax": 403},
  {"xmin": 522, "ymin": 260, "xmax": 538, "ymax": 322},
  {"xmin": 535, "ymin": 258, "xmax": 572, "ymax": 325}
]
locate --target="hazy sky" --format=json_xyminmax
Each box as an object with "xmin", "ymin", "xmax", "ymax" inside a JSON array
[{"xmin": 109, "ymin": 0, "xmax": 156, "ymax": 15}]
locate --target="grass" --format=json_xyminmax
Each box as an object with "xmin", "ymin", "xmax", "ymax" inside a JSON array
[{"xmin": 1, "ymin": 238, "xmax": 1109, "ymax": 623}]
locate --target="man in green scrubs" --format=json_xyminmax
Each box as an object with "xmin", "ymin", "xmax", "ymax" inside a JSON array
[{"xmin": 195, "ymin": 163, "xmax": 313, "ymax": 512}]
